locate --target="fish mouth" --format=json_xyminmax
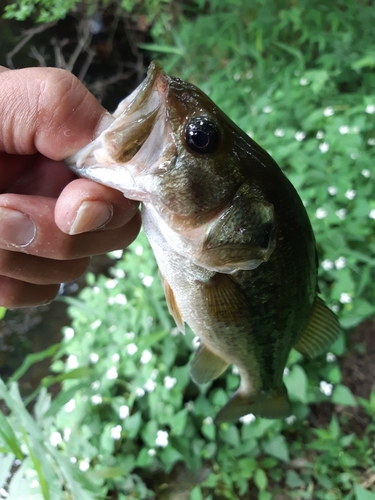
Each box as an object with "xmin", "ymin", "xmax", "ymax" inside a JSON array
[{"xmin": 65, "ymin": 61, "xmax": 173, "ymax": 200}]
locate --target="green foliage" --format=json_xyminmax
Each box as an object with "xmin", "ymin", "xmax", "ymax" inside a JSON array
[{"xmin": 1, "ymin": 0, "xmax": 375, "ymax": 499}]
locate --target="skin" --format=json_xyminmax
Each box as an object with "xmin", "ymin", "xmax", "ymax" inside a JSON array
[{"xmin": 0, "ymin": 66, "xmax": 141, "ymax": 308}]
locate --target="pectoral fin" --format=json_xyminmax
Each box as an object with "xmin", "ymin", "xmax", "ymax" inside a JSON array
[
  {"xmin": 190, "ymin": 344, "xmax": 229, "ymax": 384},
  {"xmin": 159, "ymin": 273, "xmax": 185, "ymax": 334},
  {"xmin": 215, "ymin": 384, "xmax": 291, "ymax": 423},
  {"xmin": 293, "ymin": 296, "xmax": 341, "ymax": 358}
]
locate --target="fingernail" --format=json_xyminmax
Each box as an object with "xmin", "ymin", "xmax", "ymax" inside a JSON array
[
  {"xmin": 0, "ymin": 207, "xmax": 36, "ymax": 247},
  {"xmin": 70, "ymin": 201, "xmax": 113, "ymax": 235}
]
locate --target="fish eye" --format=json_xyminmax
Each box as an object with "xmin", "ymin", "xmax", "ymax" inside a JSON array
[{"xmin": 185, "ymin": 117, "xmax": 220, "ymax": 154}]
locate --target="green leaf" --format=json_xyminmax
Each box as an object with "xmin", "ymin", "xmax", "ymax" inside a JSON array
[
  {"xmin": 0, "ymin": 411, "xmax": 23, "ymax": 459},
  {"xmin": 332, "ymin": 385, "xmax": 357, "ymax": 407},
  {"xmin": 354, "ymin": 485, "xmax": 375, "ymax": 500},
  {"xmin": 262, "ymin": 435, "xmax": 289, "ymax": 462},
  {"xmin": 284, "ymin": 365, "xmax": 308, "ymax": 403},
  {"xmin": 0, "ymin": 307, "xmax": 6, "ymax": 320},
  {"xmin": 190, "ymin": 485, "xmax": 203, "ymax": 500},
  {"xmin": 254, "ymin": 468, "xmax": 268, "ymax": 491}
]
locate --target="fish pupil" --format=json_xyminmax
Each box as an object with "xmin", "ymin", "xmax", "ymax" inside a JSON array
[{"xmin": 185, "ymin": 117, "xmax": 220, "ymax": 154}]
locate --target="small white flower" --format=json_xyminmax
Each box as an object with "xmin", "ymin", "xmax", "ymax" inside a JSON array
[
  {"xmin": 106, "ymin": 366, "xmax": 118, "ymax": 380},
  {"xmin": 79, "ymin": 459, "xmax": 90, "ymax": 472},
  {"xmin": 246, "ymin": 70, "xmax": 253, "ymax": 79},
  {"xmin": 112, "ymin": 353, "xmax": 120, "ymax": 363},
  {"xmin": 361, "ymin": 169, "xmax": 371, "ymax": 178},
  {"xmin": 232, "ymin": 365, "xmax": 239, "ymax": 375},
  {"xmin": 142, "ymin": 276, "xmax": 154, "ymax": 287},
  {"xmin": 334, "ymin": 256, "xmax": 346, "ymax": 269},
  {"xmin": 335, "ymin": 208, "xmax": 347, "ymax": 220},
  {"xmin": 90, "ymin": 395, "xmax": 102, "ymax": 405},
  {"xmin": 113, "ymin": 269, "xmax": 125, "ymax": 279},
  {"xmin": 151, "ymin": 368, "xmax": 159, "ymax": 380},
  {"xmin": 155, "ymin": 430, "xmax": 169, "ymax": 447},
  {"xmin": 30, "ymin": 479, "xmax": 39, "ymax": 489},
  {"xmin": 65, "ymin": 399, "xmax": 76, "ymax": 413},
  {"xmin": 70, "ymin": 457, "xmax": 77, "ymax": 464},
  {"xmin": 323, "ymin": 107, "xmax": 334, "ymax": 117},
  {"xmin": 164, "ymin": 376, "xmax": 177, "ymax": 389},
  {"xmin": 110, "ymin": 425, "xmax": 122, "ymax": 440},
  {"xmin": 319, "ymin": 142, "xmax": 330, "ymax": 153},
  {"xmin": 316, "ymin": 130, "xmax": 324, "ymax": 139},
  {"xmin": 185, "ymin": 401, "xmax": 195, "ymax": 412},
  {"xmin": 345, "ymin": 189, "xmax": 357, "ymax": 200},
  {"xmin": 283, "ymin": 367, "xmax": 290, "ymax": 376},
  {"xmin": 170, "ymin": 327, "xmax": 180, "ymax": 337},
  {"xmin": 0, "ymin": 488, "xmax": 8, "ymax": 498},
  {"xmin": 299, "ymin": 77, "xmax": 309, "ymax": 86},
  {"xmin": 326, "ymin": 352, "xmax": 336, "ymax": 362},
  {"xmin": 369, "ymin": 209, "xmax": 375, "ymax": 220},
  {"xmin": 89, "ymin": 353, "xmax": 99, "ymax": 364},
  {"xmin": 114, "ymin": 293, "xmax": 128, "ymax": 306},
  {"xmin": 239, "ymin": 413, "xmax": 256, "ymax": 424},
  {"xmin": 365, "ymin": 104, "xmax": 375, "ymax": 114},
  {"xmin": 274, "ymin": 128, "xmax": 285, "ymax": 137},
  {"xmin": 286, "ymin": 415, "xmax": 297, "ymax": 425},
  {"xmin": 294, "ymin": 131, "xmax": 306, "ymax": 141},
  {"xmin": 350, "ymin": 152, "xmax": 359, "ymax": 160},
  {"xmin": 192, "ymin": 336, "xmax": 200, "ymax": 348},
  {"xmin": 332, "ymin": 304, "xmax": 339, "ymax": 313},
  {"xmin": 368, "ymin": 138, "xmax": 375, "ymax": 146},
  {"xmin": 135, "ymin": 245, "xmax": 144, "ymax": 255},
  {"xmin": 64, "ymin": 428, "xmax": 71, "ymax": 441},
  {"xmin": 119, "ymin": 405, "xmax": 130, "ymax": 419},
  {"xmin": 340, "ymin": 292, "xmax": 352, "ymax": 304},
  {"xmin": 64, "ymin": 327, "xmax": 74, "ymax": 340},
  {"xmin": 90, "ymin": 319, "xmax": 102, "ymax": 330},
  {"xmin": 315, "ymin": 207, "xmax": 328, "ymax": 219},
  {"xmin": 135, "ymin": 387, "xmax": 145, "ymax": 397},
  {"xmin": 140, "ymin": 350, "xmax": 152, "ymax": 364},
  {"xmin": 203, "ymin": 416, "xmax": 213, "ymax": 425},
  {"xmin": 91, "ymin": 380, "xmax": 100, "ymax": 390},
  {"xmin": 321, "ymin": 259, "xmax": 334, "ymax": 271},
  {"xmin": 125, "ymin": 332, "xmax": 135, "ymax": 340},
  {"xmin": 105, "ymin": 279, "xmax": 118, "ymax": 289},
  {"xmin": 320, "ymin": 381, "xmax": 333, "ymax": 396},
  {"xmin": 327, "ymin": 186, "xmax": 337, "ymax": 196},
  {"xmin": 262, "ymin": 105, "xmax": 273, "ymax": 114},
  {"xmin": 126, "ymin": 343, "xmax": 138, "ymax": 356},
  {"xmin": 50, "ymin": 431, "xmax": 62, "ymax": 446},
  {"xmin": 67, "ymin": 354, "xmax": 78, "ymax": 369},
  {"xmin": 148, "ymin": 448, "xmax": 156, "ymax": 456},
  {"xmin": 144, "ymin": 379, "xmax": 157, "ymax": 392},
  {"xmin": 339, "ymin": 125, "xmax": 350, "ymax": 135},
  {"xmin": 111, "ymin": 249, "xmax": 123, "ymax": 259},
  {"xmin": 93, "ymin": 286, "xmax": 100, "ymax": 294},
  {"xmin": 233, "ymin": 73, "xmax": 241, "ymax": 81}
]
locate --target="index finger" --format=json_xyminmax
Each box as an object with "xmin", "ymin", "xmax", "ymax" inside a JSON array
[{"xmin": 0, "ymin": 66, "xmax": 113, "ymax": 160}]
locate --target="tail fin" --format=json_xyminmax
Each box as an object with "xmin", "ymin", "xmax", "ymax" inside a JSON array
[{"xmin": 215, "ymin": 384, "xmax": 291, "ymax": 424}]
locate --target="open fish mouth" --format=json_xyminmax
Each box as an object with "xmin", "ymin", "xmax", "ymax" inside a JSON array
[{"xmin": 65, "ymin": 61, "xmax": 172, "ymax": 200}]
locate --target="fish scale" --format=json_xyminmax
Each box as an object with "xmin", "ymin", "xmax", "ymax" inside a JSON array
[{"xmin": 66, "ymin": 61, "xmax": 341, "ymax": 423}]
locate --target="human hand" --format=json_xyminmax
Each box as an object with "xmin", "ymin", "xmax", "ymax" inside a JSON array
[{"xmin": 0, "ymin": 66, "xmax": 141, "ymax": 308}]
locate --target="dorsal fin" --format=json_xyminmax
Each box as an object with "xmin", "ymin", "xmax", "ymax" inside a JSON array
[
  {"xmin": 190, "ymin": 344, "xmax": 229, "ymax": 385},
  {"xmin": 293, "ymin": 296, "xmax": 341, "ymax": 358}
]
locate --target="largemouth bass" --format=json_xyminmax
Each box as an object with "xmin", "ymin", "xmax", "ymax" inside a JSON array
[{"xmin": 66, "ymin": 62, "xmax": 340, "ymax": 423}]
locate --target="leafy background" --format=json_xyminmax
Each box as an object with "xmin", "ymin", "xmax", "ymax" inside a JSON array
[{"xmin": 1, "ymin": 0, "xmax": 375, "ymax": 499}]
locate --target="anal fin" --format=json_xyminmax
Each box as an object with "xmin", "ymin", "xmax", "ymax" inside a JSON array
[
  {"xmin": 190, "ymin": 344, "xmax": 229, "ymax": 385},
  {"xmin": 215, "ymin": 384, "xmax": 291, "ymax": 424},
  {"xmin": 293, "ymin": 296, "xmax": 341, "ymax": 358},
  {"xmin": 159, "ymin": 272, "xmax": 185, "ymax": 334}
]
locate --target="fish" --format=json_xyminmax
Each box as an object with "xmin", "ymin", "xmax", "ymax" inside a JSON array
[{"xmin": 65, "ymin": 61, "xmax": 341, "ymax": 423}]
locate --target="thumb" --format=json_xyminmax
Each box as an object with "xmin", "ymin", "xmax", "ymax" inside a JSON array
[{"xmin": 0, "ymin": 66, "xmax": 112, "ymax": 160}]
